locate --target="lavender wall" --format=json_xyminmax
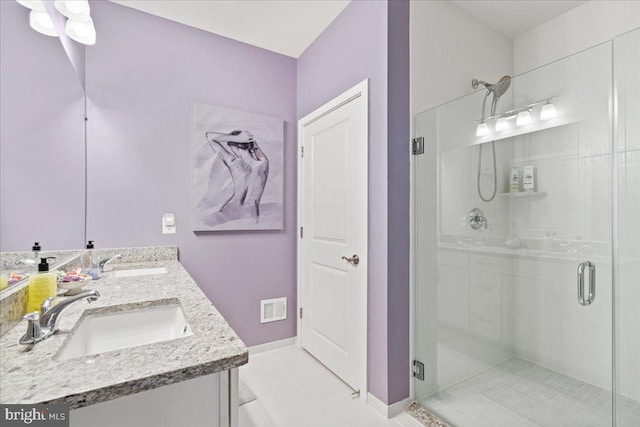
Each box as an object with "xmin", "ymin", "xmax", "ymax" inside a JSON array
[
  {"xmin": 2, "ymin": 0, "xmax": 411, "ymax": 404},
  {"xmin": 297, "ymin": 0, "xmax": 410, "ymax": 405},
  {"xmin": 0, "ymin": 1, "xmax": 86, "ymax": 252},
  {"xmin": 85, "ymin": 1, "xmax": 297, "ymax": 346},
  {"xmin": 386, "ymin": 0, "xmax": 411, "ymax": 405}
]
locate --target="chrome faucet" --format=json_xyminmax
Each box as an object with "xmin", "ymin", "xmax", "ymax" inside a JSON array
[
  {"xmin": 20, "ymin": 290, "xmax": 100, "ymax": 345},
  {"xmin": 98, "ymin": 254, "xmax": 122, "ymax": 272}
]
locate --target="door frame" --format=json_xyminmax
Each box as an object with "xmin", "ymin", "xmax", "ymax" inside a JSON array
[{"xmin": 296, "ymin": 79, "xmax": 369, "ymax": 399}]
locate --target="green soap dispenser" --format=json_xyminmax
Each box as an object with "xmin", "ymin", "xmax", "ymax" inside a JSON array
[{"xmin": 27, "ymin": 257, "xmax": 57, "ymax": 312}]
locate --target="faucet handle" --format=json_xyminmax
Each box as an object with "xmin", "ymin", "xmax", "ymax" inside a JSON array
[
  {"xmin": 468, "ymin": 208, "xmax": 488, "ymax": 230},
  {"xmin": 20, "ymin": 312, "xmax": 43, "ymax": 345},
  {"xmin": 23, "ymin": 311, "xmax": 40, "ymax": 322},
  {"xmin": 86, "ymin": 290, "xmax": 100, "ymax": 302},
  {"xmin": 40, "ymin": 297, "xmax": 55, "ymax": 315},
  {"xmin": 98, "ymin": 254, "xmax": 123, "ymax": 272}
]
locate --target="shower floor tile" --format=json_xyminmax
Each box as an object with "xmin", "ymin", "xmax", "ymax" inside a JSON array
[{"xmin": 419, "ymin": 358, "xmax": 640, "ymax": 427}]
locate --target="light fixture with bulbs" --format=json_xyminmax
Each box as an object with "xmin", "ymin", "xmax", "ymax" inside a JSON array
[
  {"xmin": 540, "ymin": 101, "xmax": 557, "ymax": 120},
  {"xmin": 16, "ymin": 0, "xmax": 57, "ymax": 37},
  {"xmin": 16, "ymin": 0, "xmax": 46, "ymax": 11},
  {"xmin": 17, "ymin": 0, "xmax": 96, "ymax": 45},
  {"xmin": 54, "ymin": 0, "xmax": 90, "ymax": 20},
  {"xmin": 476, "ymin": 121, "xmax": 489, "ymax": 137},
  {"xmin": 65, "ymin": 16, "xmax": 96, "ymax": 45},
  {"xmin": 29, "ymin": 9, "xmax": 57, "ymax": 37},
  {"xmin": 59, "ymin": 0, "xmax": 96, "ymax": 46},
  {"xmin": 475, "ymin": 97, "xmax": 559, "ymax": 139},
  {"xmin": 495, "ymin": 117, "xmax": 510, "ymax": 132},
  {"xmin": 516, "ymin": 109, "xmax": 532, "ymax": 126}
]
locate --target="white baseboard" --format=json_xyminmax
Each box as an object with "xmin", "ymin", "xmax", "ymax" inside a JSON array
[
  {"xmin": 247, "ymin": 336, "xmax": 297, "ymax": 355},
  {"xmin": 367, "ymin": 392, "xmax": 413, "ymax": 419}
]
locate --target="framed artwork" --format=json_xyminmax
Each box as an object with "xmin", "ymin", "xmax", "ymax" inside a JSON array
[{"xmin": 192, "ymin": 103, "xmax": 283, "ymax": 231}]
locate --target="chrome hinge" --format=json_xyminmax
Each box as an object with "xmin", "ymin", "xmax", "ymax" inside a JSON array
[
  {"xmin": 299, "ymin": 307, "xmax": 303, "ymax": 319},
  {"xmin": 300, "ymin": 227, "xmax": 303, "ymax": 238},
  {"xmin": 412, "ymin": 360, "xmax": 425, "ymax": 381},
  {"xmin": 301, "ymin": 146, "xmax": 304, "ymax": 158},
  {"xmin": 412, "ymin": 137, "xmax": 424, "ymax": 155}
]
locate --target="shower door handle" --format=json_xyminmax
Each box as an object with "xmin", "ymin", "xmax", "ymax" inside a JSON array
[{"xmin": 577, "ymin": 261, "xmax": 596, "ymax": 306}]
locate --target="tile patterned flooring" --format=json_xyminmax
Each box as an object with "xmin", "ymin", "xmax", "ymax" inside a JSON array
[
  {"xmin": 238, "ymin": 345, "xmax": 422, "ymax": 427},
  {"xmin": 420, "ymin": 358, "xmax": 640, "ymax": 427},
  {"xmin": 241, "ymin": 348, "xmax": 640, "ymax": 426}
]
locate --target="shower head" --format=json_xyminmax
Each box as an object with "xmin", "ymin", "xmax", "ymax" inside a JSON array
[
  {"xmin": 472, "ymin": 75, "xmax": 512, "ymax": 98},
  {"xmin": 473, "ymin": 75, "xmax": 512, "ymax": 118},
  {"xmin": 492, "ymin": 75, "xmax": 512, "ymax": 97}
]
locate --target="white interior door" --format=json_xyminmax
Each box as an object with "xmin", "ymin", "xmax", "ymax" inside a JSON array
[{"xmin": 298, "ymin": 80, "xmax": 368, "ymax": 393}]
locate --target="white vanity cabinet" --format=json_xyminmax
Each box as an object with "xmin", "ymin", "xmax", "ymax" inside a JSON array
[{"xmin": 70, "ymin": 369, "xmax": 239, "ymax": 427}]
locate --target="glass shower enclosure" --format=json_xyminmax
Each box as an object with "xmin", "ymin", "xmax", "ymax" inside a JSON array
[{"xmin": 413, "ymin": 28, "xmax": 639, "ymax": 427}]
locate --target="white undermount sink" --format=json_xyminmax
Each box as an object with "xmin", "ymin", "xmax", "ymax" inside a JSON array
[
  {"xmin": 56, "ymin": 303, "xmax": 192, "ymax": 361},
  {"xmin": 112, "ymin": 267, "xmax": 168, "ymax": 278}
]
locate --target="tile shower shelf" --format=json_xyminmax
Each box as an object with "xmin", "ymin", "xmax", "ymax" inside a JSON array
[{"xmin": 498, "ymin": 192, "xmax": 547, "ymax": 199}]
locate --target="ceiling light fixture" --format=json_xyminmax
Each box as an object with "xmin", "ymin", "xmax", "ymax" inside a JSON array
[
  {"xmin": 54, "ymin": 0, "xmax": 90, "ymax": 20},
  {"xmin": 16, "ymin": 0, "xmax": 46, "ymax": 11},
  {"xmin": 65, "ymin": 16, "xmax": 96, "ymax": 45},
  {"xmin": 29, "ymin": 10, "xmax": 58, "ymax": 37}
]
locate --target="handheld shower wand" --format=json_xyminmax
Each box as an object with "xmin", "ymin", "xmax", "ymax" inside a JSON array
[{"xmin": 472, "ymin": 76, "xmax": 511, "ymax": 203}]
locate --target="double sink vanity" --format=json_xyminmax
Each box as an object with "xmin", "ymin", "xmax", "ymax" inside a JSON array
[{"xmin": 0, "ymin": 246, "xmax": 248, "ymax": 427}]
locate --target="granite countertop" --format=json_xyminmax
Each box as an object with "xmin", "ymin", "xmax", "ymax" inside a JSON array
[{"xmin": 0, "ymin": 259, "xmax": 248, "ymax": 409}]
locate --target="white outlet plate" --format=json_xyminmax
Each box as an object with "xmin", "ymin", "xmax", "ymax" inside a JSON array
[{"xmin": 162, "ymin": 213, "xmax": 176, "ymax": 234}]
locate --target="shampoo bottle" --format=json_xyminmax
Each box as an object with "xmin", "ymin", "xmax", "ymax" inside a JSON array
[
  {"xmin": 523, "ymin": 165, "xmax": 535, "ymax": 192},
  {"xmin": 27, "ymin": 257, "xmax": 57, "ymax": 312},
  {"xmin": 510, "ymin": 167, "xmax": 520, "ymax": 193}
]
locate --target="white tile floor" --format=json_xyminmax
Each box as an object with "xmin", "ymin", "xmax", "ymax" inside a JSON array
[
  {"xmin": 421, "ymin": 358, "xmax": 640, "ymax": 427},
  {"xmin": 239, "ymin": 345, "xmax": 422, "ymax": 427}
]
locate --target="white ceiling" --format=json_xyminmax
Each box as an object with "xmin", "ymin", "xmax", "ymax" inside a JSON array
[
  {"xmin": 452, "ymin": 0, "xmax": 587, "ymax": 38},
  {"xmin": 110, "ymin": 0, "xmax": 350, "ymax": 58},
  {"xmin": 111, "ymin": 1, "xmax": 588, "ymax": 58}
]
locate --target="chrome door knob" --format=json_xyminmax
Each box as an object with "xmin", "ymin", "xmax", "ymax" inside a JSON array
[{"xmin": 341, "ymin": 254, "xmax": 360, "ymax": 265}]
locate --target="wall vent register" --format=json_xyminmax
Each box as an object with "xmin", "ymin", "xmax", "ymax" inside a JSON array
[{"xmin": 260, "ymin": 297, "xmax": 287, "ymax": 323}]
